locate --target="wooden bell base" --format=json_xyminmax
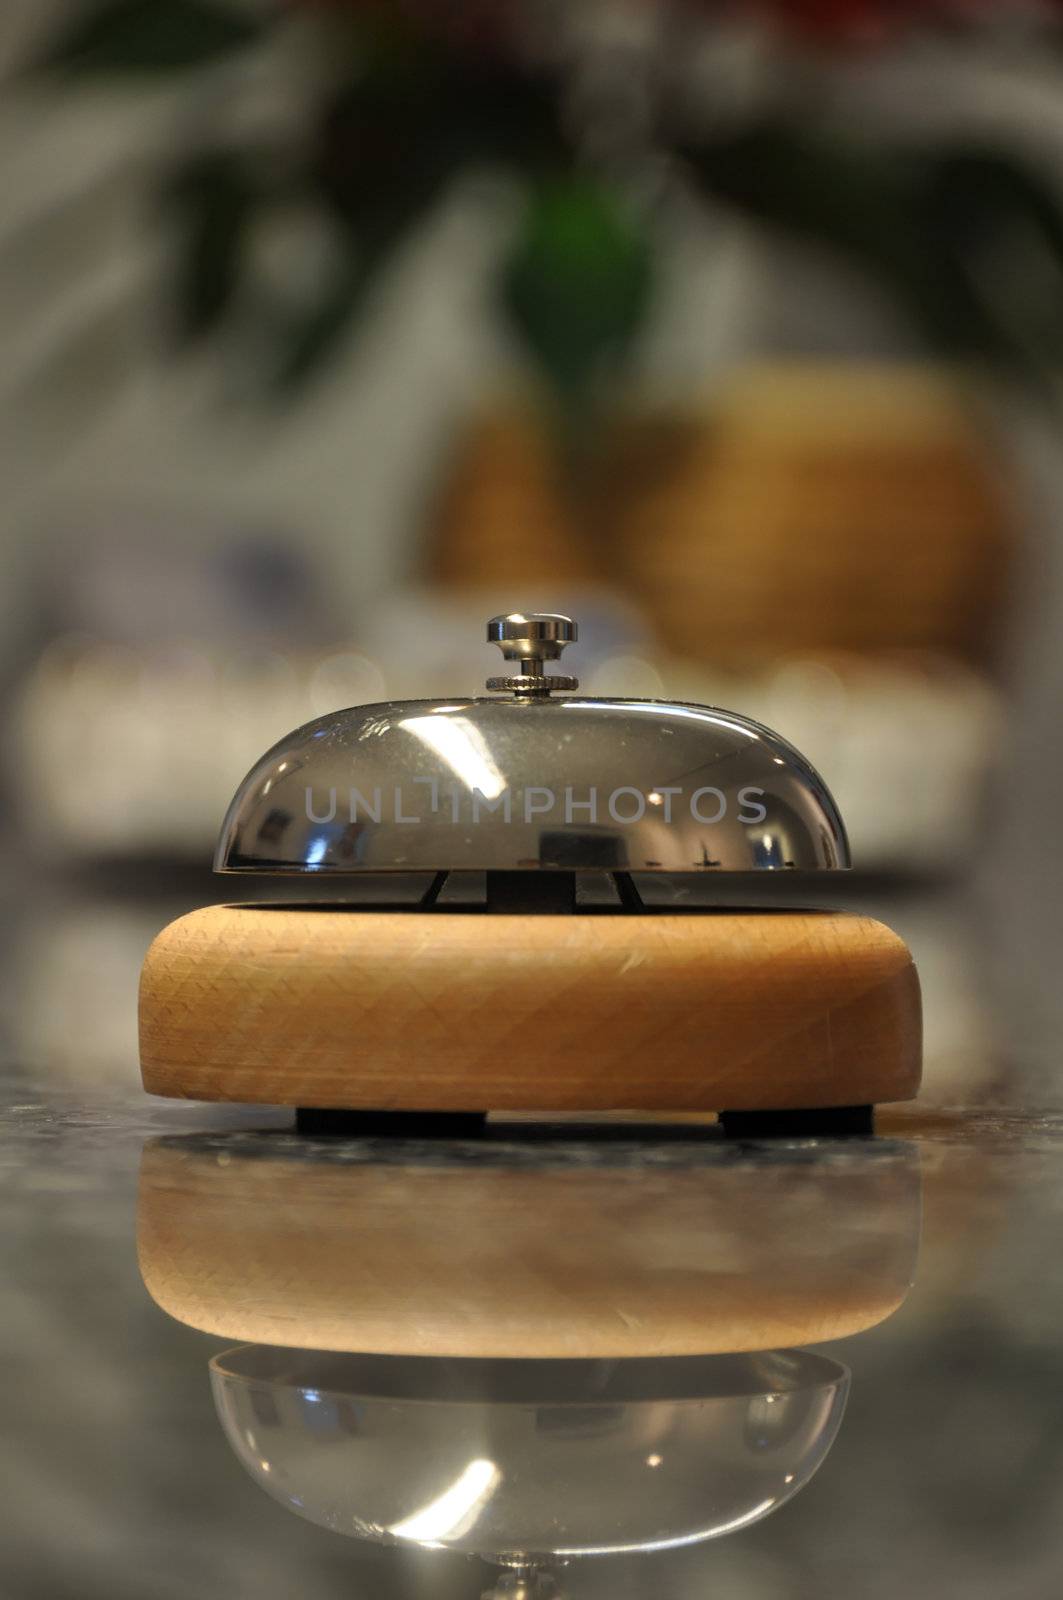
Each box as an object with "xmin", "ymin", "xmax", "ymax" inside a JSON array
[
  {"xmin": 137, "ymin": 1136, "xmax": 921, "ymax": 1356},
  {"xmin": 139, "ymin": 905, "xmax": 921, "ymax": 1115}
]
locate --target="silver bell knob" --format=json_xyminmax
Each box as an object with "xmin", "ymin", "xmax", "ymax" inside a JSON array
[{"xmin": 486, "ymin": 612, "xmax": 579, "ymax": 696}]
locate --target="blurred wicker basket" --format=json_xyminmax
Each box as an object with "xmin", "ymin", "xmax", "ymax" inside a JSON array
[
  {"xmin": 599, "ymin": 363, "xmax": 1014, "ymax": 672},
  {"xmin": 423, "ymin": 368, "xmax": 1013, "ymax": 676}
]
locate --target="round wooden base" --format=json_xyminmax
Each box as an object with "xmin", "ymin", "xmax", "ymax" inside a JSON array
[{"xmin": 138, "ymin": 904, "xmax": 921, "ymax": 1113}]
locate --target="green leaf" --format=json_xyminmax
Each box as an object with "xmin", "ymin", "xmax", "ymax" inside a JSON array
[
  {"xmin": 264, "ymin": 57, "xmax": 572, "ymax": 393},
  {"xmin": 164, "ymin": 151, "xmax": 260, "ymax": 338},
  {"xmin": 682, "ymin": 122, "xmax": 1063, "ymax": 392},
  {"xmin": 271, "ymin": 254, "xmax": 367, "ymax": 393},
  {"xmin": 39, "ymin": 0, "xmax": 261, "ymax": 75},
  {"xmin": 500, "ymin": 180, "xmax": 653, "ymax": 405},
  {"xmin": 924, "ymin": 148, "xmax": 1063, "ymax": 382},
  {"xmin": 682, "ymin": 124, "xmax": 929, "ymax": 312},
  {"xmin": 270, "ymin": 205, "xmax": 423, "ymax": 393}
]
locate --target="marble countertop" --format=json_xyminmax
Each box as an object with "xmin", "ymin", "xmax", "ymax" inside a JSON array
[{"xmin": 1, "ymin": 875, "xmax": 1061, "ymax": 1599}]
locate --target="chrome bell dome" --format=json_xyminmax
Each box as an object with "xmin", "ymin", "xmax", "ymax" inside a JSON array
[{"xmin": 215, "ymin": 612, "xmax": 849, "ymax": 876}]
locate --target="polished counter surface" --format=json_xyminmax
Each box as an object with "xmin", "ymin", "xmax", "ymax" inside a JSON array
[{"xmin": 1, "ymin": 879, "xmax": 1061, "ymax": 1599}]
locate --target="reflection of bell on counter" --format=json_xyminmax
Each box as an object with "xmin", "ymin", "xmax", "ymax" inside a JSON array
[
  {"xmin": 210, "ymin": 1347, "xmax": 848, "ymax": 1570},
  {"xmin": 138, "ymin": 612, "xmax": 921, "ymax": 1130},
  {"xmin": 137, "ymin": 1134, "xmax": 920, "ymax": 1593}
]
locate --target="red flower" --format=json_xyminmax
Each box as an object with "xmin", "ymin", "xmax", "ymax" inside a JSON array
[
  {"xmin": 746, "ymin": 0, "xmax": 932, "ymax": 43},
  {"xmin": 725, "ymin": 0, "xmax": 1050, "ymax": 47}
]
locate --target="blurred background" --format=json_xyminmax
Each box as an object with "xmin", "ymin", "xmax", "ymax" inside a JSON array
[
  {"xmin": 4, "ymin": 0, "xmax": 1063, "ymax": 1099},
  {"xmin": 4, "ymin": 9, "xmax": 1063, "ymax": 1600}
]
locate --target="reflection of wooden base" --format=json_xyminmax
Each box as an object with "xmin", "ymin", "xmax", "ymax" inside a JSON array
[
  {"xmin": 139, "ymin": 905, "xmax": 921, "ymax": 1113},
  {"xmin": 138, "ymin": 1137, "xmax": 921, "ymax": 1356}
]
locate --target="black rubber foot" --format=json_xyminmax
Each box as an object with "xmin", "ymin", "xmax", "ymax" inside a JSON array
[
  {"xmin": 719, "ymin": 1105, "xmax": 875, "ymax": 1139},
  {"xmin": 295, "ymin": 1108, "xmax": 489, "ymax": 1138}
]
